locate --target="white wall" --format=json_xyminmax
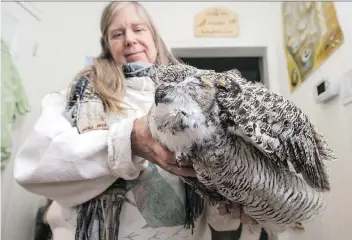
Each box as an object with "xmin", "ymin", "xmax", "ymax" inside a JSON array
[
  {"xmin": 274, "ymin": 2, "xmax": 352, "ymax": 240},
  {"xmin": 2, "ymin": 1, "xmax": 351, "ymax": 240},
  {"xmin": 143, "ymin": 2, "xmax": 283, "ymax": 94},
  {"xmin": 1, "ymin": 2, "xmax": 45, "ymax": 239},
  {"xmin": 2, "ymin": 3, "xmax": 106, "ymax": 240}
]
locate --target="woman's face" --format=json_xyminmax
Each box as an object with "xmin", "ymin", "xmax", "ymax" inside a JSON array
[{"xmin": 107, "ymin": 4, "xmax": 157, "ymax": 65}]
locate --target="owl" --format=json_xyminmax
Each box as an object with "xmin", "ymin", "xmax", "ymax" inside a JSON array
[{"xmin": 146, "ymin": 63, "xmax": 336, "ymax": 234}]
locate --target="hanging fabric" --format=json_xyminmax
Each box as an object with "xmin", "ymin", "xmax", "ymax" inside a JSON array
[{"xmin": 1, "ymin": 39, "xmax": 30, "ymax": 169}]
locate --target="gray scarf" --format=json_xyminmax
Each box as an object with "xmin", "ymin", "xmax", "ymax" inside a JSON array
[{"xmin": 64, "ymin": 62, "xmax": 204, "ymax": 240}]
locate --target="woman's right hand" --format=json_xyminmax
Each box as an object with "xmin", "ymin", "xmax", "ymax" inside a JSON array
[{"xmin": 131, "ymin": 116, "xmax": 196, "ymax": 177}]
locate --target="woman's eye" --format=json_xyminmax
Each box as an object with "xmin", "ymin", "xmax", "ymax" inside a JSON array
[
  {"xmin": 112, "ymin": 33, "xmax": 123, "ymax": 39},
  {"xmin": 134, "ymin": 28, "xmax": 144, "ymax": 32}
]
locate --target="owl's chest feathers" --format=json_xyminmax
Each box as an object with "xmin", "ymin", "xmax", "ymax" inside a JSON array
[
  {"xmin": 151, "ymin": 117, "xmax": 217, "ymax": 156},
  {"xmin": 189, "ymin": 130, "xmax": 239, "ymax": 168},
  {"xmin": 188, "ymin": 130, "xmax": 269, "ymax": 190}
]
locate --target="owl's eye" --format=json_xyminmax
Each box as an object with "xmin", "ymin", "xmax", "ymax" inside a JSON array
[
  {"xmin": 189, "ymin": 82, "xmax": 202, "ymax": 89},
  {"xmin": 190, "ymin": 77, "xmax": 204, "ymax": 87}
]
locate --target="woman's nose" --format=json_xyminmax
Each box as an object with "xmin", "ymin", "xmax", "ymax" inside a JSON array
[{"xmin": 125, "ymin": 30, "xmax": 137, "ymax": 46}]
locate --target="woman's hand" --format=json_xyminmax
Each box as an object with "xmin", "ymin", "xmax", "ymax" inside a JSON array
[
  {"xmin": 131, "ymin": 116, "xmax": 196, "ymax": 177},
  {"xmin": 217, "ymin": 203, "xmax": 256, "ymax": 224}
]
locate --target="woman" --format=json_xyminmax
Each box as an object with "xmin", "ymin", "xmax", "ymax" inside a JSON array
[{"xmin": 14, "ymin": 2, "xmax": 268, "ymax": 240}]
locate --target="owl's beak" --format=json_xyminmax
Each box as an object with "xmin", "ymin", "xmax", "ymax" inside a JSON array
[
  {"xmin": 154, "ymin": 94, "xmax": 161, "ymax": 106},
  {"xmin": 154, "ymin": 88, "xmax": 167, "ymax": 106}
]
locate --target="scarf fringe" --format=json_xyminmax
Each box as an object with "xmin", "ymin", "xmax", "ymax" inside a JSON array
[
  {"xmin": 184, "ymin": 182, "xmax": 205, "ymax": 233},
  {"xmin": 75, "ymin": 179, "xmax": 126, "ymax": 240},
  {"xmin": 75, "ymin": 180, "xmax": 205, "ymax": 239}
]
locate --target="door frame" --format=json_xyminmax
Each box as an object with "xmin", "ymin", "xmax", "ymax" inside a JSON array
[{"xmin": 171, "ymin": 46, "xmax": 270, "ymax": 89}]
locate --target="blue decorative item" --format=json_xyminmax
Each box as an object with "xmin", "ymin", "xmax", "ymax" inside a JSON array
[{"xmin": 84, "ymin": 56, "xmax": 93, "ymax": 67}]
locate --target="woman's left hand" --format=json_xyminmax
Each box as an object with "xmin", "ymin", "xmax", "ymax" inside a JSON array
[
  {"xmin": 217, "ymin": 203, "xmax": 256, "ymax": 224},
  {"xmin": 131, "ymin": 116, "xmax": 197, "ymax": 177}
]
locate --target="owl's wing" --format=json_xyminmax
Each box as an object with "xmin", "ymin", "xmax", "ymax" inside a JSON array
[
  {"xmin": 181, "ymin": 176, "xmax": 229, "ymax": 205},
  {"xmin": 214, "ymin": 69, "xmax": 336, "ymax": 191}
]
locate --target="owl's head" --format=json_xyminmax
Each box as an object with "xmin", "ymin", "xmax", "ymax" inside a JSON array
[{"xmin": 147, "ymin": 64, "xmax": 219, "ymax": 151}]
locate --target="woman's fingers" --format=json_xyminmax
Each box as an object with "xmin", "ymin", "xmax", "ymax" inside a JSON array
[
  {"xmin": 177, "ymin": 161, "xmax": 193, "ymax": 167},
  {"xmin": 136, "ymin": 122, "xmax": 196, "ymax": 177},
  {"xmin": 132, "ymin": 116, "xmax": 197, "ymax": 178},
  {"xmin": 230, "ymin": 202, "xmax": 242, "ymax": 219},
  {"xmin": 161, "ymin": 161, "xmax": 197, "ymax": 177},
  {"xmin": 217, "ymin": 204, "xmax": 230, "ymax": 215},
  {"xmin": 152, "ymin": 155, "xmax": 197, "ymax": 177},
  {"xmin": 172, "ymin": 166, "xmax": 197, "ymax": 177},
  {"xmin": 150, "ymin": 141, "xmax": 177, "ymax": 165},
  {"xmin": 241, "ymin": 213, "xmax": 256, "ymax": 224}
]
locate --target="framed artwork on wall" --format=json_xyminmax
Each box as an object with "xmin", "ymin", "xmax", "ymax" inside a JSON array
[{"xmin": 282, "ymin": 2, "xmax": 344, "ymax": 92}]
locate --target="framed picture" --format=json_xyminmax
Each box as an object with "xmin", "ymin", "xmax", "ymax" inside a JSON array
[{"xmin": 282, "ymin": 2, "xmax": 344, "ymax": 92}]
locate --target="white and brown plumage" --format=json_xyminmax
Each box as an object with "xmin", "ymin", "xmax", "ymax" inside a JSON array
[{"xmin": 146, "ymin": 63, "xmax": 336, "ymax": 233}]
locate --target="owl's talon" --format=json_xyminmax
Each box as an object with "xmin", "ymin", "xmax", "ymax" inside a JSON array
[
  {"xmin": 175, "ymin": 155, "xmax": 182, "ymax": 167},
  {"xmin": 292, "ymin": 222, "xmax": 305, "ymax": 231}
]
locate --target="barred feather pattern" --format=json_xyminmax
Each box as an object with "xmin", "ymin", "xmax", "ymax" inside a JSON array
[
  {"xmin": 147, "ymin": 63, "xmax": 336, "ymax": 233},
  {"xmin": 186, "ymin": 128, "xmax": 326, "ymax": 232},
  {"xmin": 215, "ymin": 69, "xmax": 336, "ymax": 191}
]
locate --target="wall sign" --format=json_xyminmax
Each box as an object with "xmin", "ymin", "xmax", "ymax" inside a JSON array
[{"xmin": 195, "ymin": 7, "xmax": 239, "ymax": 38}]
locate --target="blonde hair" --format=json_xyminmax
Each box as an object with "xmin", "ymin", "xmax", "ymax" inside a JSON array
[{"xmin": 72, "ymin": 1, "xmax": 180, "ymax": 114}]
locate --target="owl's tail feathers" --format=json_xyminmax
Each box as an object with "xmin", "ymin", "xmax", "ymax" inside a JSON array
[
  {"xmin": 309, "ymin": 128, "xmax": 336, "ymax": 191},
  {"xmin": 315, "ymin": 129, "xmax": 337, "ymax": 190},
  {"xmin": 292, "ymin": 125, "xmax": 336, "ymax": 192},
  {"xmin": 314, "ymin": 130, "xmax": 337, "ymax": 163}
]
